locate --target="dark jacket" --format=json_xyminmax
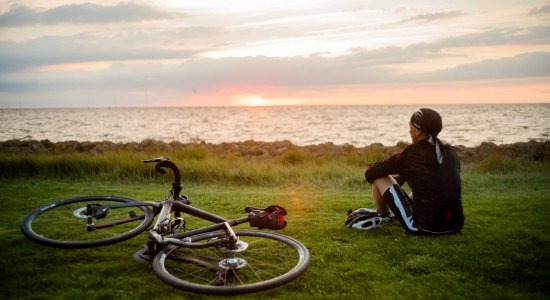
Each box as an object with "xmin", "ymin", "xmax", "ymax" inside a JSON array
[{"xmin": 365, "ymin": 138, "xmax": 464, "ymax": 233}]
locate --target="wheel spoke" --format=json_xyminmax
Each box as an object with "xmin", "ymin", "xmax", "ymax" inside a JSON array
[
  {"xmin": 242, "ymin": 255, "xmax": 287, "ymax": 272},
  {"xmin": 231, "ymin": 270, "xmax": 245, "ymax": 286},
  {"xmin": 246, "ymin": 261, "xmax": 264, "ymax": 281},
  {"xmin": 207, "ymin": 273, "xmax": 221, "ymax": 286},
  {"xmin": 172, "ymin": 265, "xmax": 214, "ymax": 283}
]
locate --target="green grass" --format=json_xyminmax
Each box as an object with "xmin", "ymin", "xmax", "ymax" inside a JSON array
[
  {"xmin": 0, "ymin": 150, "xmax": 383, "ymax": 188},
  {"xmin": 0, "ymin": 153, "xmax": 549, "ymax": 299}
]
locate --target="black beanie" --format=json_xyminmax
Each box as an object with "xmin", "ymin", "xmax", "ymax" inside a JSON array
[{"xmin": 410, "ymin": 108, "xmax": 442, "ymax": 136}]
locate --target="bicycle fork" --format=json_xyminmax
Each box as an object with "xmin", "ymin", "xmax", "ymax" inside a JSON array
[{"xmin": 138, "ymin": 200, "xmax": 181, "ymax": 260}]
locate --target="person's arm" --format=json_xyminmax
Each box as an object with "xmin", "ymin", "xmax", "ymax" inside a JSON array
[{"xmin": 364, "ymin": 152, "xmax": 402, "ymax": 183}]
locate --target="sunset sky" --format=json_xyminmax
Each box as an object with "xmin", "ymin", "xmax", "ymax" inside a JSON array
[{"xmin": 0, "ymin": 1, "xmax": 549, "ymax": 107}]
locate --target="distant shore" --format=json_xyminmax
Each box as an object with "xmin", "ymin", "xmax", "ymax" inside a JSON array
[{"xmin": 2, "ymin": 139, "xmax": 549, "ymax": 164}]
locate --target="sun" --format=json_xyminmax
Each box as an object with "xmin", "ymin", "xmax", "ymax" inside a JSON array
[{"xmin": 249, "ymin": 97, "xmax": 264, "ymax": 106}]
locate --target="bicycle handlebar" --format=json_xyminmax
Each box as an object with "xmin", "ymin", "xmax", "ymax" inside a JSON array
[{"xmin": 144, "ymin": 157, "xmax": 182, "ymax": 198}]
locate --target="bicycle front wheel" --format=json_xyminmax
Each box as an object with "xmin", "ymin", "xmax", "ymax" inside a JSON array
[
  {"xmin": 153, "ymin": 230, "xmax": 310, "ymax": 295},
  {"xmin": 21, "ymin": 196, "xmax": 155, "ymax": 248}
]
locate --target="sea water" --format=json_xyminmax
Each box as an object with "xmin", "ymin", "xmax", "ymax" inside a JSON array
[{"xmin": 1, "ymin": 104, "xmax": 548, "ymax": 147}]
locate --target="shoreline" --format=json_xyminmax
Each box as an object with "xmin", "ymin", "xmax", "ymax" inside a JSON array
[
  {"xmin": 3, "ymin": 102, "xmax": 549, "ymax": 110},
  {"xmin": 1, "ymin": 139, "xmax": 548, "ymax": 164}
]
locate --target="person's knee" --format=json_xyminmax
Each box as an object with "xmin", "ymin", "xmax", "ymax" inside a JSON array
[{"xmin": 373, "ymin": 176, "xmax": 396, "ymax": 194}]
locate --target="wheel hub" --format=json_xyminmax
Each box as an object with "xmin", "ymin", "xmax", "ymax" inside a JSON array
[
  {"xmin": 219, "ymin": 257, "xmax": 247, "ymax": 270},
  {"xmin": 72, "ymin": 207, "xmax": 89, "ymax": 219},
  {"xmin": 217, "ymin": 240, "xmax": 249, "ymax": 253}
]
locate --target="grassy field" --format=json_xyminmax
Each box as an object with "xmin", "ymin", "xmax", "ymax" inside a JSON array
[{"xmin": 0, "ymin": 151, "xmax": 549, "ymax": 299}]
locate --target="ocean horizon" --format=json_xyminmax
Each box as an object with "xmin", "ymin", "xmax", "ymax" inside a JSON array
[{"xmin": 1, "ymin": 103, "xmax": 549, "ymax": 147}]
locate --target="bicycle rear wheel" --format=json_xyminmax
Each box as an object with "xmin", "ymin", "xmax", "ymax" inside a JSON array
[
  {"xmin": 21, "ymin": 196, "xmax": 155, "ymax": 248},
  {"xmin": 153, "ymin": 230, "xmax": 310, "ymax": 295}
]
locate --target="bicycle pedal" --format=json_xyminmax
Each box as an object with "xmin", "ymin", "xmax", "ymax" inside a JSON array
[{"xmin": 133, "ymin": 248, "xmax": 154, "ymax": 264}]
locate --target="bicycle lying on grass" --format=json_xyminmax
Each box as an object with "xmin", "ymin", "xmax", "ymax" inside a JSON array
[{"xmin": 21, "ymin": 157, "xmax": 310, "ymax": 295}]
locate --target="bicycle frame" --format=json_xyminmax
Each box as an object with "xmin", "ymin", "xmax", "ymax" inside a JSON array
[
  {"xmin": 148, "ymin": 199, "xmax": 250, "ymax": 245},
  {"xmin": 138, "ymin": 157, "xmax": 253, "ymax": 253}
]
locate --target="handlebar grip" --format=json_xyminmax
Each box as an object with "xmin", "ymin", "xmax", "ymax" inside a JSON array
[
  {"xmin": 144, "ymin": 156, "xmax": 169, "ymax": 164},
  {"xmin": 144, "ymin": 157, "xmax": 182, "ymax": 198}
]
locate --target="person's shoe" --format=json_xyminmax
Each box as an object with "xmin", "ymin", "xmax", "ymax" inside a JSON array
[{"xmin": 378, "ymin": 210, "xmax": 395, "ymax": 221}]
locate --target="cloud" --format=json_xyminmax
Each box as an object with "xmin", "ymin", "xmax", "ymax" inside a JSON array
[
  {"xmin": 198, "ymin": 51, "xmax": 550, "ymax": 86},
  {"xmin": 173, "ymin": 26, "xmax": 226, "ymax": 41},
  {"xmin": 421, "ymin": 52, "xmax": 550, "ymax": 81},
  {"xmin": 0, "ymin": 3, "xmax": 179, "ymax": 27},
  {"xmin": 433, "ymin": 26, "xmax": 550, "ymax": 48},
  {"xmin": 1, "ymin": 25, "xmax": 548, "ymax": 75},
  {"xmin": 342, "ymin": 26, "xmax": 550, "ymax": 67},
  {"xmin": 1, "ymin": 19, "xmax": 549, "ymax": 103},
  {"xmin": 0, "ymin": 34, "xmax": 201, "ymax": 72},
  {"xmin": 528, "ymin": 5, "xmax": 550, "ymax": 15},
  {"xmin": 2, "ymin": 49, "xmax": 548, "ymax": 98},
  {"xmin": 402, "ymin": 10, "xmax": 464, "ymax": 23}
]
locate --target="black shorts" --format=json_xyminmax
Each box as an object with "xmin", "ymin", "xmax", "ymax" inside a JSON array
[{"xmin": 383, "ymin": 184, "xmax": 461, "ymax": 235}]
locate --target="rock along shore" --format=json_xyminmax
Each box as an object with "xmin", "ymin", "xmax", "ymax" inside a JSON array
[{"xmin": 0, "ymin": 139, "xmax": 548, "ymax": 164}]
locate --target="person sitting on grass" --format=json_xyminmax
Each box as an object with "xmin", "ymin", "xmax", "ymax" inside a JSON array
[{"xmin": 346, "ymin": 108, "xmax": 465, "ymax": 234}]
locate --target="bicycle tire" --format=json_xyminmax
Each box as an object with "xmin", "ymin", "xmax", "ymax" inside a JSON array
[
  {"xmin": 152, "ymin": 230, "xmax": 310, "ymax": 295},
  {"xmin": 21, "ymin": 196, "xmax": 155, "ymax": 249}
]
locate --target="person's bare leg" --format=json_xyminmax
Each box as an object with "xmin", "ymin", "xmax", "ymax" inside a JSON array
[{"xmin": 372, "ymin": 176, "xmax": 397, "ymax": 215}]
